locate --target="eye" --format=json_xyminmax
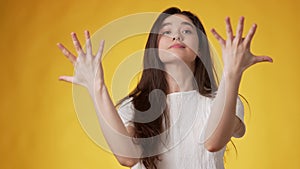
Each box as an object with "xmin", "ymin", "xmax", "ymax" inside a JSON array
[
  {"xmin": 182, "ymin": 30, "xmax": 192, "ymax": 34},
  {"xmin": 161, "ymin": 30, "xmax": 171, "ymax": 35}
]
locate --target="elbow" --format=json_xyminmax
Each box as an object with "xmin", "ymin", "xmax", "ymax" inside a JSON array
[
  {"xmin": 119, "ymin": 160, "xmax": 135, "ymax": 167},
  {"xmin": 117, "ymin": 157, "xmax": 138, "ymax": 167},
  {"xmin": 204, "ymin": 142, "xmax": 225, "ymax": 152},
  {"xmin": 205, "ymin": 146, "xmax": 222, "ymax": 153}
]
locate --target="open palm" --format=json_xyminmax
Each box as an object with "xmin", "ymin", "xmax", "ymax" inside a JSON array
[
  {"xmin": 211, "ymin": 17, "xmax": 273, "ymax": 75},
  {"xmin": 57, "ymin": 31, "xmax": 105, "ymax": 91}
]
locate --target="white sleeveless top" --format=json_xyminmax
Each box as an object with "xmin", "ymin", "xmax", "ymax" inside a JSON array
[{"xmin": 118, "ymin": 90, "xmax": 245, "ymax": 169}]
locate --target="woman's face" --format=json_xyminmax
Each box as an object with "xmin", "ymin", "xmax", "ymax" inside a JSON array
[{"xmin": 158, "ymin": 14, "xmax": 199, "ymax": 66}]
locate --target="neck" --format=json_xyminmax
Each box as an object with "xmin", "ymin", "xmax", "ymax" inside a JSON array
[{"xmin": 164, "ymin": 61, "xmax": 195, "ymax": 93}]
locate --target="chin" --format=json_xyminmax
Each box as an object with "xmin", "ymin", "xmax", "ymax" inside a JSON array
[
  {"xmin": 159, "ymin": 50, "xmax": 196, "ymax": 65},
  {"xmin": 159, "ymin": 56, "xmax": 195, "ymax": 67}
]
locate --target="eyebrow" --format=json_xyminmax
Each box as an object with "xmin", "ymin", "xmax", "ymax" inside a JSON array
[{"xmin": 160, "ymin": 21, "xmax": 195, "ymax": 29}]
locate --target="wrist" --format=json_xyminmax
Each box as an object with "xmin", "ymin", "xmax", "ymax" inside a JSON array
[
  {"xmin": 88, "ymin": 83, "xmax": 107, "ymax": 98},
  {"xmin": 222, "ymin": 70, "xmax": 243, "ymax": 84},
  {"xmin": 223, "ymin": 67, "xmax": 243, "ymax": 79}
]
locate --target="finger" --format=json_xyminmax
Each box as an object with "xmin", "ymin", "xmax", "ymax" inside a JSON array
[
  {"xmin": 71, "ymin": 32, "xmax": 84, "ymax": 56},
  {"xmin": 95, "ymin": 40, "xmax": 105, "ymax": 61},
  {"xmin": 211, "ymin": 28, "xmax": 225, "ymax": 48},
  {"xmin": 232, "ymin": 36, "xmax": 245, "ymax": 41},
  {"xmin": 244, "ymin": 24, "xmax": 257, "ymax": 47},
  {"xmin": 57, "ymin": 43, "xmax": 76, "ymax": 64},
  {"xmin": 253, "ymin": 55, "xmax": 273, "ymax": 65},
  {"xmin": 58, "ymin": 75, "xmax": 74, "ymax": 83},
  {"xmin": 235, "ymin": 16, "xmax": 245, "ymax": 44},
  {"xmin": 84, "ymin": 30, "xmax": 92, "ymax": 56},
  {"xmin": 225, "ymin": 17, "xmax": 234, "ymax": 42}
]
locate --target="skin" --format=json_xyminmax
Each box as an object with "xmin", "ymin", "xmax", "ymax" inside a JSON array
[
  {"xmin": 204, "ymin": 16, "xmax": 273, "ymax": 151},
  {"xmin": 57, "ymin": 32, "xmax": 140, "ymax": 167},
  {"xmin": 158, "ymin": 14, "xmax": 198, "ymax": 93},
  {"xmin": 158, "ymin": 14, "xmax": 198, "ymax": 66},
  {"xmin": 57, "ymin": 15, "xmax": 273, "ymax": 166}
]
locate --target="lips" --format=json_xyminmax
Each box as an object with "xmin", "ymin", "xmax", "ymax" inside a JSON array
[{"xmin": 169, "ymin": 43, "xmax": 185, "ymax": 48}]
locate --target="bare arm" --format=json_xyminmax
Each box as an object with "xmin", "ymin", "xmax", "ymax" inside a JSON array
[
  {"xmin": 58, "ymin": 31, "xmax": 139, "ymax": 167},
  {"xmin": 92, "ymin": 86, "xmax": 140, "ymax": 167},
  {"xmin": 204, "ymin": 17, "xmax": 273, "ymax": 152},
  {"xmin": 204, "ymin": 70, "xmax": 243, "ymax": 152}
]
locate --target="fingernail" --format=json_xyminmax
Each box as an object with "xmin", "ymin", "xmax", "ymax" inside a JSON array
[{"xmin": 85, "ymin": 30, "xmax": 90, "ymax": 38}]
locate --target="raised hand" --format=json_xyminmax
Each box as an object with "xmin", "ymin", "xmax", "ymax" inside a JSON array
[
  {"xmin": 211, "ymin": 17, "xmax": 273, "ymax": 76},
  {"xmin": 57, "ymin": 31, "xmax": 105, "ymax": 92}
]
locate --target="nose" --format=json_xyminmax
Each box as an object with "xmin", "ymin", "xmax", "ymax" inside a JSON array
[
  {"xmin": 172, "ymin": 37, "xmax": 181, "ymax": 41},
  {"xmin": 172, "ymin": 32, "xmax": 183, "ymax": 41}
]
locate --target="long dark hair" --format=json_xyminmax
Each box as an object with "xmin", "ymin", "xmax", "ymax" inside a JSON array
[{"xmin": 117, "ymin": 7, "xmax": 218, "ymax": 169}]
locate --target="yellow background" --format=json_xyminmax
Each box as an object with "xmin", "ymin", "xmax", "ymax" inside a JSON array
[{"xmin": 1, "ymin": 0, "xmax": 299, "ymax": 169}]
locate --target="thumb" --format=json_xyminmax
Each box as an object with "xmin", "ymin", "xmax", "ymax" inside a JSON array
[
  {"xmin": 253, "ymin": 55, "xmax": 273, "ymax": 65},
  {"xmin": 58, "ymin": 75, "xmax": 74, "ymax": 83}
]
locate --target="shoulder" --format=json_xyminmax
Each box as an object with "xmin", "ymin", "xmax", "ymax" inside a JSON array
[
  {"xmin": 196, "ymin": 91, "xmax": 215, "ymax": 104},
  {"xmin": 118, "ymin": 97, "xmax": 134, "ymax": 110},
  {"xmin": 117, "ymin": 97, "xmax": 135, "ymax": 127}
]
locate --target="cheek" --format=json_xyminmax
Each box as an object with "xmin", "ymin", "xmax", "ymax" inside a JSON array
[
  {"xmin": 158, "ymin": 36, "xmax": 170, "ymax": 49},
  {"xmin": 183, "ymin": 38, "xmax": 199, "ymax": 63},
  {"xmin": 158, "ymin": 37, "xmax": 176, "ymax": 63},
  {"xmin": 186, "ymin": 38, "xmax": 199, "ymax": 55}
]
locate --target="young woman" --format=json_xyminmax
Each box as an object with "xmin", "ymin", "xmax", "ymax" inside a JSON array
[{"xmin": 57, "ymin": 7, "xmax": 272, "ymax": 169}]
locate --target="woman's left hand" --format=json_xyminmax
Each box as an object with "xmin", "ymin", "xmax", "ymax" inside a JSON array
[{"xmin": 211, "ymin": 16, "xmax": 273, "ymax": 76}]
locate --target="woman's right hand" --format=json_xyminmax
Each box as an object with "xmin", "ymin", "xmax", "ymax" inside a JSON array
[{"xmin": 57, "ymin": 30, "xmax": 105, "ymax": 93}]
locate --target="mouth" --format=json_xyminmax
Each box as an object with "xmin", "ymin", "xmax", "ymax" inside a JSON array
[{"xmin": 169, "ymin": 43, "xmax": 186, "ymax": 48}]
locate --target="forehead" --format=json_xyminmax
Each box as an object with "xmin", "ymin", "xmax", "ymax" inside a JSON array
[{"xmin": 161, "ymin": 14, "xmax": 195, "ymax": 28}]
